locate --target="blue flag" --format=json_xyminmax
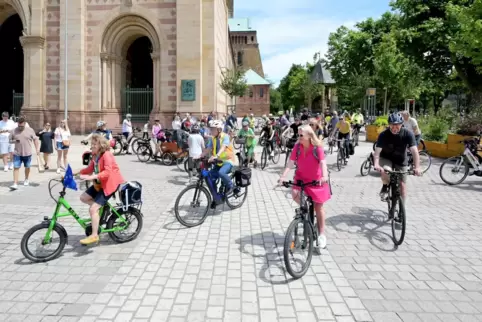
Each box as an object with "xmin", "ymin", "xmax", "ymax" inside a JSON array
[{"xmin": 63, "ymin": 164, "xmax": 78, "ymax": 191}]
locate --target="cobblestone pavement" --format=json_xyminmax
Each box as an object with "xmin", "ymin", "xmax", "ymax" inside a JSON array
[{"xmin": 0, "ymin": 135, "xmax": 481, "ymax": 322}]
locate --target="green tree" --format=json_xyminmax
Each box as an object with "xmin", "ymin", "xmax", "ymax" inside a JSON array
[
  {"xmin": 278, "ymin": 64, "xmax": 307, "ymax": 110},
  {"xmin": 392, "ymin": 0, "xmax": 482, "ymax": 103},
  {"xmin": 220, "ymin": 68, "xmax": 248, "ymax": 111},
  {"xmin": 269, "ymin": 88, "xmax": 283, "ymax": 114}
]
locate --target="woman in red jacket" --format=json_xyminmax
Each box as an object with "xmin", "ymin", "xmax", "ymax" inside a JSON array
[{"xmin": 79, "ymin": 134, "xmax": 125, "ymax": 245}]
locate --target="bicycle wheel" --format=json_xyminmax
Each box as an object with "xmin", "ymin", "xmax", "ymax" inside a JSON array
[
  {"xmin": 130, "ymin": 137, "xmax": 141, "ymax": 152},
  {"xmin": 161, "ymin": 153, "xmax": 174, "ymax": 166},
  {"xmin": 272, "ymin": 146, "xmax": 281, "ymax": 164},
  {"xmin": 113, "ymin": 140, "xmax": 123, "ymax": 156},
  {"xmin": 283, "ymin": 218, "xmax": 314, "ymax": 279},
  {"xmin": 21, "ymin": 223, "xmax": 67, "ymax": 263},
  {"xmin": 284, "ymin": 149, "xmax": 292, "ymax": 167},
  {"xmin": 354, "ymin": 132, "xmax": 359, "ymax": 146},
  {"xmin": 174, "ymin": 185, "xmax": 212, "ymax": 227},
  {"xmin": 136, "ymin": 145, "xmax": 151, "ymax": 162},
  {"xmin": 260, "ymin": 147, "xmax": 268, "ymax": 169},
  {"xmin": 107, "ymin": 207, "xmax": 143, "ymax": 243},
  {"xmin": 328, "ymin": 143, "xmax": 333, "ymax": 155},
  {"xmin": 439, "ymin": 156, "xmax": 469, "ymax": 185},
  {"xmin": 372, "ymin": 141, "xmax": 377, "ymax": 151},
  {"xmin": 360, "ymin": 160, "xmax": 371, "ymax": 176},
  {"xmin": 391, "ymin": 196, "xmax": 406, "ymax": 246},
  {"xmin": 226, "ymin": 185, "xmax": 248, "ymax": 209},
  {"xmin": 176, "ymin": 156, "xmax": 187, "ymax": 171},
  {"xmin": 418, "ymin": 151, "xmax": 432, "ymax": 174}
]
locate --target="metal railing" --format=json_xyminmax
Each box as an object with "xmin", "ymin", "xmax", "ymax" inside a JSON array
[
  {"xmin": 12, "ymin": 90, "xmax": 23, "ymax": 117},
  {"xmin": 122, "ymin": 86, "xmax": 153, "ymax": 123}
]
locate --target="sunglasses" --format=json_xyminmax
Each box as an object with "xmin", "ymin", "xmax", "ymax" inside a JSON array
[{"xmin": 309, "ymin": 123, "xmax": 316, "ymax": 126}]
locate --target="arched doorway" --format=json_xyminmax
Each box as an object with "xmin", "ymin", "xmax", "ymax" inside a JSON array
[
  {"xmin": 0, "ymin": 13, "xmax": 23, "ymax": 116},
  {"xmin": 124, "ymin": 36, "xmax": 153, "ymax": 122},
  {"xmin": 100, "ymin": 14, "xmax": 161, "ymax": 124}
]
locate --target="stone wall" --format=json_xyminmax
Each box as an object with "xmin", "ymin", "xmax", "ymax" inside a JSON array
[{"xmin": 236, "ymin": 84, "xmax": 269, "ymax": 116}]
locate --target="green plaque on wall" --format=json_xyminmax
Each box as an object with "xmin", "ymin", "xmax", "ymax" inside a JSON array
[{"xmin": 181, "ymin": 80, "xmax": 196, "ymax": 101}]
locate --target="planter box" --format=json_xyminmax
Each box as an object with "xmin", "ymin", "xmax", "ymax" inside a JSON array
[
  {"xmin": 447, "ymin": 133, "xmax": 481, "ymax": 155},
  {"xmin": 365, "ymin": 125, "xmax": 385, "ymax": 142},
  {"xmin": 424, "ymin": 141, "xmax": 455, "ymax": 158}
]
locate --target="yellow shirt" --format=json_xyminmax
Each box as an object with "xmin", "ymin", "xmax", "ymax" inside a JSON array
[{"xmin": 336, "ymin": 121, "xmax": 351, "ymax": 134}]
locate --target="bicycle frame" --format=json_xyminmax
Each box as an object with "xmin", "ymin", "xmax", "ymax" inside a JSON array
[
  {"xmin": 463, "ymin": 148, "xmax": 482, "ymax": 170},
  {"xmin": 200, "ymin": 168, "xmax": 226, "ymax": 204},
  {"xmin": 43, "ymin": 192, "xmax": 129, "ymax": 244}
]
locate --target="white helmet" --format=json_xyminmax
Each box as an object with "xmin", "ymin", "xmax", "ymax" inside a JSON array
[
  {"xmin": 97, "ymin": 120, "xmax": 106, "ymax": 128},
  {"xmin": 126, "ymin": 114, "xmax": 132, "ymax": 118},
  {"xmin": 209, "ymin": 120, "xmax": 224, "ymax": 129}
]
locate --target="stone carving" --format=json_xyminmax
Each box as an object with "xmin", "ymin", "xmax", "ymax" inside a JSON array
[{"xmin": 20, "ymin": 36, "xmax": 46, "ymax": 49}]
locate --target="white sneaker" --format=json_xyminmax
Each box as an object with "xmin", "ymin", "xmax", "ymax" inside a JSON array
[
  {"xmin": 8, "ymin": 163, "xmax": 13, "ymax": 170},
  {"xmin": 56, "ymin": 168, "xmax": 61, "ymax": 174},
  {"xmin": 9, "ymin": 183, "xmax": 18, "ymax": 190},
  {"xmin": 317, "ymin": 234, "xmax": 327, "ymax": 249},
  {"xmin": 23, "ymin": 180, "xmax": 29, "ymax": 186},
  {"xmin": 3, "ymin": 166, "xmax": 8, "ymax": 172}
]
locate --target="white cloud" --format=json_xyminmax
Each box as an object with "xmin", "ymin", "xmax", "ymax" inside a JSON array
[{"xmin": 234, "ymin": 1, "xmax": 355, "ymax": 86}]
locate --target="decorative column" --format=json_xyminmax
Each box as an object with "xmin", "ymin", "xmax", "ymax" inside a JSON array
[
  {"xmin": 19, "ymin": 36, "xmax": 46, "ymax": 109},
  {"xmin": 151, "ymin": 51, "xmax": 160, "ymax": 112},
  {"xmin": 100, "ymin": 53, "xmax": 109, "ymax": 109},
  {"xmin": 113, "ymin": 56, "xmax": 122, "ymax": 111},
  {"xmin": 106, "ymin": 56, "xmax": 112, "ymax": 109}
]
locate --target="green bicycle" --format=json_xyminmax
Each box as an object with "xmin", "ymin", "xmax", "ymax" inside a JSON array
[{"xmin": 21, "ymin": 178, "xmax": 144, "ymax": 263}]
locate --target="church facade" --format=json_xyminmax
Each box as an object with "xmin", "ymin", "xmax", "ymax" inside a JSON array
[{"xmin": 1, "ymin": 0, "xmax": 235, "ymax": 132}]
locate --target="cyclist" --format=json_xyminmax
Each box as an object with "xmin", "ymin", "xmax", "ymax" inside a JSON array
[
  {"xmin": 237, "ymin": 120, "xmax": 257, "ymax": 167},
  {"xmin": 351, "ymin": 109, "xmax": 364, "ymax": 133},
  {"xmin": 82, "ymin": 121, "xmax": 113, "ymax": 143},
  {"xmin": 79, "ymin": 134, "xmax": 125, "ymax": 245},
  {"xmin": 401, "ymin": 111, "xmax": 422, "ymax": 146},
  {"xmin": 260, "ymin": 118, "xmax": 275, "ymax": 157},
  {"xmin": 279, "ymin": 124, "xmax": 330, "ymax": 248},
  {"xmin": 336, "ymin": 114, "xmax": 351, "ymax": 159},
  {"xmin": 374, "ymin": 112, "xmax": 422, "ymax": 203},
  {"xmin": 206, "ymin": 120, "xmax": 235, "ymax": 194}
]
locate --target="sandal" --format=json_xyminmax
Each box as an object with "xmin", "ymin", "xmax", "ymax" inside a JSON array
[{"xmin": 80, "ymin": 235, "xmax": 100, "ymax": 245}]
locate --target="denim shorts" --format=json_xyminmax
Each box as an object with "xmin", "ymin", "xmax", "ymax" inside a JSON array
[
  {"xmin": 56, "ymin": 141, "xmax": 69, "ymax": 150},
  {"xmin": 13, "ymin": 155, "xmax": 32, "ymax": 168}
]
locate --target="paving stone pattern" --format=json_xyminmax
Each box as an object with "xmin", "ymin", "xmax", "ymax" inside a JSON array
[{"xmin": 0, "ymin": 135, "xmax": 481, "ymax": 321}]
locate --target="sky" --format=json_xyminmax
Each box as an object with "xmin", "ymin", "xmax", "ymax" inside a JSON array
[{"xmin": 234, "ymin": 0, "xmax": 391, "ymax": 86}]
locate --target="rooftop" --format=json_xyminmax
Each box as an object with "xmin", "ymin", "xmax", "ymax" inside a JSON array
[
  {"xmin": 244, "ymin": 69, "xmax": 270, "ymax": 85},
  {"xmin": 311, "ymin": 62, "xmax": 335, "ymax": 85},
  {"xmin": 228, "ymin": 18, "xmax": 254, "ymax": 32}
]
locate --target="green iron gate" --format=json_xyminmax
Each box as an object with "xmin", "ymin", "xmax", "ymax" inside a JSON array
[
  {"xmin": 122, "ymin": 86, "xmax": 154, "ymax": 123},
  {"xmin": 12, "ymin": 90, "xmax": 23, "ymax": 117}
]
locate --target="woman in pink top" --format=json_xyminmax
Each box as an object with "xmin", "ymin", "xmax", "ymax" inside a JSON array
[{"xmin": 279, "ymin": 124, "xmax": 331, "ymax": 248}]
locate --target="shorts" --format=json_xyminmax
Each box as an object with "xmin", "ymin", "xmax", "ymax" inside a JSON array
[
  {"xmin": 85, "ymin": 185, "xmax": 113, "ymax": 206},
  {"xmin": 56, "ymin": 141, "xmax": 69, "ymax": 150},
  {"xmin": 13, "ymin": 155, "xmax": 32, "ymax": 168},
  {"xmin": 0, "ymin": 142, "xmax": 13, "ymax": 155},
  {"xmin": 379, "ymin": 157, "xmax": 407, "ymax": 182}
]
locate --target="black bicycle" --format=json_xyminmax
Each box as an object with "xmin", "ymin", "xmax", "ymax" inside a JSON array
[
  {"xmin": 281, "ymin": 180, "xmax": 329, "ymax": 279},
  {"xmin": 260, "ymin": 139, "xmax": 281, "ymax": 170},
  {"xmin": 336, "ymin": 138, "xmax": 349, "ymax": 171},
  {"xmin": 381, "ymin": 167, "xmax": 415, "ymax": 246},
  {"xmin": 112, "ymin": 127, "xmax": 142, "ymax": 155}
]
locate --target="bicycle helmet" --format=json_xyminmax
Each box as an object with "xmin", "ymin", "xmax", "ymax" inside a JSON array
[
  {"xmin": 388, "ymin": 112, "xmax": 403, "ymax": 124},
  {"xmin": 126, "ymin": 113, "xmax": 132, "ymax": 118},
  {"xmin": 242, "ymin": 120, "xmax": 249, "ymax": 127},
  {"xmin": 209, "ymin": 120, "xmax": 224, "ymax": 129},
  {"xmin": 96, "ymin": 120, "xmax": 106, "ymax": 128}
]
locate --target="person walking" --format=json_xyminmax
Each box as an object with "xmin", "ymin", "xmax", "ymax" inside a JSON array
[
  {"xmin": 0, "ymin": 111, "xmax": 16, "ymax": 171},
  {"xmin": 122, "ymin": 114, "xmax": 133, "ymax": 154},
  {"xmin": 9, "ymin": 116, "xmax": 40, "ymax": 190},
  {"xmin": 54, "ymin": 119, "xmax": 71, "ymax": 174},
  {"xmin": 38, "ymin": 122, "xmax": 55, "ymax": 170}
]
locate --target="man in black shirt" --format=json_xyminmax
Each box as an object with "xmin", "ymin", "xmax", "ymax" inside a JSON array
[
  {"xmin": 300, "ymin": 108, "xmax": 310, "ymax": 122},
  {"xmin": 374, "ymin": 112, "xmax": 421, "ymax": 201}
]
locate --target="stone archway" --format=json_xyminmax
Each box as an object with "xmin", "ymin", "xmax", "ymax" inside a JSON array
[
  {"xmin": 100, "ymin": 14, "xmax": 161, "ymax": 121},
  {"xmin": 0, "ymin": 1, "xmax": 25, "ymax": 116}
]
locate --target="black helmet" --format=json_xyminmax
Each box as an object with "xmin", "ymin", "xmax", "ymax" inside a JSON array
[{"xmin": 388, "ymin": 112, "xmax": 403, "ymax": 125}]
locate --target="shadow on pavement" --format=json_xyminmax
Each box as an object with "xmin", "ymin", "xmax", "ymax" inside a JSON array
[
  {"xmin": 430, "ymin": 181, "xmax": 482, "ymax": 192},
  {"xmin": 327, "ymin": 206, "xmax": 398, "ymax": 252},
  {"xmin": 235, "ymin": 231, "xmax": 306, "ymax": 285}
]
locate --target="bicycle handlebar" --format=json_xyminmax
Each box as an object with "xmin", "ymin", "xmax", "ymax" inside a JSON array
[
  {"xmin": 281, "ymin": 180, "xmax": 320, "ymax": 189},
  {"xmin": 383, "ymin": 168, "xmax": 415, "ymax": 176}
]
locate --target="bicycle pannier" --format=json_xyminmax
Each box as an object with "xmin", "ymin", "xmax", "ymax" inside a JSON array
[
  {"xmin": 234, "ymin": 168, "xmax": 252, "ymax": 187},
  {"xmin": 120, "ymin": 181, "xmax": 143, "ymax": 206}
]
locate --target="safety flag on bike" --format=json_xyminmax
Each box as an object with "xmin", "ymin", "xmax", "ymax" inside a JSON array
[{"xmin": 63, "ymin": 164, "xmax": 78, "ymax": 191}]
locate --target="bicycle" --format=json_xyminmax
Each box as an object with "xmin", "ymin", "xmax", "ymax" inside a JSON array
[
  {"xmin": 20, "ymin": 178, "xmax": 143, "ymax": 263},
  {"xmin": 352, "ymin": 124, "xmax": 361, "ymax": 146},
  {"xmin": 112, "ymin": 128, "xmax": 142, "ymax": 155},
  {"xmin": 260, "ymin": 139, "xmax": 281, "ymax": 170},
  {"xmin": 336, "ymin": 138, "xmax": 349, "ymax": 171},
  {"xmin": 380, "ymin": 167, "xmax": 415, "ymax": 246},
  {"xmin": 135, "ymin": 139, "xmax": 175, "ymax": 165},
  {"xmin": 174, "ymin": 158, "xmax": 250, "ymax": 227},
  {"xmin": 280, "ymin": 180, "xmax": 326, "ymax": 279},
  {"xmin": 439, "ymin": 136, "xmax": 482, "ymax": 185},
  {"xmin": 284, "ymin": 138, "xmax": 298, "ymax": 167}
]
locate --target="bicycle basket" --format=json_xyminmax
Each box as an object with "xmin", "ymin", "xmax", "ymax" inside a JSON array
[
  {"xmin": 120, "ymin": 181, "xmax": 142, "ymax": 207},
  {"xmin": 235, "ymin": 137, "xmax": 246, "ymax": 145},
  {"xmin": 234, "ymin": 167, "xmax": 252, "ymax": 187}
]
